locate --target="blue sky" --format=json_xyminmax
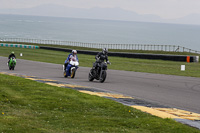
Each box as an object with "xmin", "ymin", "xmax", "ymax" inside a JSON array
[{"xmin": 1, "ymin": 0, "xmax": 200, "ymax": 19}]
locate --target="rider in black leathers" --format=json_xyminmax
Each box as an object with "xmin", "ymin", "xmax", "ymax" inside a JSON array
[
  {"xmin": 8, "ymin": 51, "xmax": 16, "ymax": 60},
  {"xmin": 93, "ymin": 48, "xmax": 110, "ymax": 79},
  {"xmin": 94, "ymin": 48, "xmax": 110, "ymax": 66}
]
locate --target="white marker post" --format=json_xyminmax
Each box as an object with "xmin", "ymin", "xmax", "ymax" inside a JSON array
[
  {"xmin": 20, "ymin": 53, "xmax": 23, "ymax": 56},
  {"xmin": 181, "ymin": 65, "xmax": 185, "ymax": 71}
]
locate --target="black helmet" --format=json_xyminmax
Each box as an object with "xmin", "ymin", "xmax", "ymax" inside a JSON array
[{"xmin": 102, "ymin": 48, "xmax": 108, "ymax": 55}]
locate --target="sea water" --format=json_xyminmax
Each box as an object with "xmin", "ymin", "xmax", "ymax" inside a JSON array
[{"xmin": 0, "ymin": 14, "xmax": 200, "ymax": 51}]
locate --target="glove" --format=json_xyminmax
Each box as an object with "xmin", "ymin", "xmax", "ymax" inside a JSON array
[{"xmin": 107, "ymin": 61, "xmax": 111, "ymax": 64}]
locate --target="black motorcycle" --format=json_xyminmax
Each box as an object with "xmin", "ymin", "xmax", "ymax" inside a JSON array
[{"xmin": 88, "ymin": 61, "xmax": 110, "ymax": 83}]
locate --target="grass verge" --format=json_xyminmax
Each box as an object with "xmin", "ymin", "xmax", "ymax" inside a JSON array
[
  {"xmin": 1, "ymin": 47, "xmax": 200, "ymax": 77},
  {"xmin": 1, "ymin": 74, "xmax": 200, "ymax": 132}
]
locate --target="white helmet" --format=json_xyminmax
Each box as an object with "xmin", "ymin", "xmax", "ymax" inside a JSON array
[{"xmin": 72, "ymin": 50, "xmax": 77, "ymax": 54}]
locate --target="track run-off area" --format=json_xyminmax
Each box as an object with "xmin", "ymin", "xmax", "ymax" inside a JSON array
[{"xmin": 1, "ymin": 56, "xmax": 200, "ymax": 128}]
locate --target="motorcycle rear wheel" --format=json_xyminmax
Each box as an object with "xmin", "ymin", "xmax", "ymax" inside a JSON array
[{"xmin": 63, "ymin": 71, "xmax": 68, "ymax": 78}]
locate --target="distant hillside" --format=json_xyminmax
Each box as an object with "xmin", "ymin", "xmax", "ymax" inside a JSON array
[{"xmin": 0, "ymin": 4, "xmax": 200, "ymax": 25}]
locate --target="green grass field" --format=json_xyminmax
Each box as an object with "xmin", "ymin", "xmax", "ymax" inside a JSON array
[
  {"xmin": 1, "ymin": 46, "xmax": 200, "ymax": 77},
  {"xmin": 1, "ymin": 74, "xmax": 200, "ymax": 133}
]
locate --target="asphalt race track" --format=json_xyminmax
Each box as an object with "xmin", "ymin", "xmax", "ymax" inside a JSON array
[{"xmin": 1, "ymin": 56, "xmax": 200, "ymax": 114}]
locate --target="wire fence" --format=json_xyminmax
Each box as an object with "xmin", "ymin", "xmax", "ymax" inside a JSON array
[{"xmin": 0, "ymin": 37, "xmax": 199, "ymax": 54}]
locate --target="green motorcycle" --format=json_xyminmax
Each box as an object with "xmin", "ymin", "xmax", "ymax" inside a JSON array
[{"xmin": 8, "ymin": 57, "xmax": 16, "ymax": 70}]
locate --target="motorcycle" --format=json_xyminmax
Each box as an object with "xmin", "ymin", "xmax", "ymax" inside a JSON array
[
  {"xmin": 88, "ymin": 61, "xmax": 110, "ymax": 83},
  {"xmin": 63, "ymin": 60, "xmax": 79, "ymax": 78},
  {"xmin": 8, "ymin": 57, "xmax": 16, "ymax": 70}
]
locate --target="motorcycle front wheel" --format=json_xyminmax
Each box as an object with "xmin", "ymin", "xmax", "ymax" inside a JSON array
[
  {"xmin": 9, "ymin": 64, "xmax": 13, "ymax": 70},
  {"xmin": 71, "ymin": 68, "xmax": 76, "ymax": 78},
  {"xmin": 100, "ymin": 71, "xmax": 107, "ymax": 83},
  {"xmin": 88, "ymin": 69, "xmax": 94, "ymax": 81}
]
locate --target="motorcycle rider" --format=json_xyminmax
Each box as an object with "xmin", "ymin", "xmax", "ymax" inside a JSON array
[
  {"xmin": 93, "ymin": 48, "xmax": 110, "ymax": 79},
  {"xmin": 95, "ymin": 48, "xmax": 110, "ymax": 65},
  {"xmin": 7, "ymin": 51, "xmax": 16, "ymax": 65},
  {"xmin": 64, "ymin": 50, "xmax": 79, "ymax": 71}
]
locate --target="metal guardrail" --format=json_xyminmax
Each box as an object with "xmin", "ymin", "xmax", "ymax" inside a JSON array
[
  {"xmin": 40, "ymin": 46, "xmax": 199, "ymax": 62},
  {"xmin": 0, "ymin": 38, "xmax": 199, "ymax": 54}
]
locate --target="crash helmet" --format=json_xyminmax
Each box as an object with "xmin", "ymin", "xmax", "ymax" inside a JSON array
[
  {"xmin": 102, "ymin": 48, "xmax": 108, "ymax": 55},
  {"xmin": 11, "ymin": 51, "xmax": 14, "ymax": 54},
  {"xmin": 72, "ymin": 50, "xmax": 77, "ymax": 55}
]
